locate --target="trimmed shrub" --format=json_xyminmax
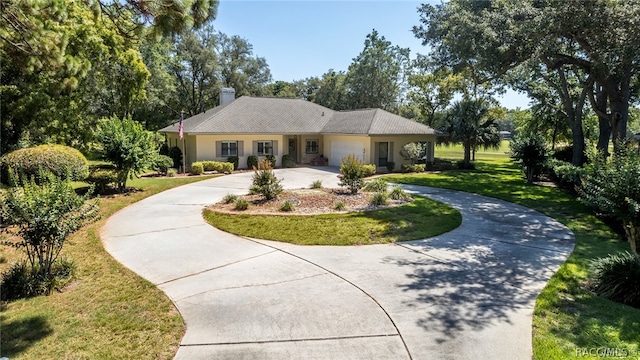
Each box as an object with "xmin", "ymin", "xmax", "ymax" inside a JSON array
[
  {"xmin": 282, "ymin": 154, "xmax": 294, "ymax": 168},
  {"xmin": 201, "ymin": 161, "xmax": 234, "ymax": 173},
  {"xmin": 334, "ymin": 201, "xmax": 346, "ymax": 211},
  {"xmin": 311, "ymin": 180, "xmax": 323, "ymax": 189},
  {"xmin": 222, "ymin": 193, "xmax": 238, "ymax": 204},
  {"xmin": 280, "ymin": 200, "xmax": 295, "ymax": 212},
  {"xmin": 169, "ymin": 146, "xmax": 183, "ymax": 169},
  {"xmin": 249, "ymin": 159, "xmax": 283, "ymax": 200},
  {"xmin": 362, "ymin": 164, "xmax": 376, "ymax": 177},
  {"xmin": 266, "ymin": 154, "xmax": 277, "ymax": 168},
  {"xmin": 86, "ymin": 165, "xmax": 118, "ymax": 194},
  {"xmin": 547, "ymin": 158, "xmax": 585, "ymax": 192},
  {"xmin": 363, "ymin": 178, "xmax": 388, "ymax": 193},
  {"xmin": 159, "ymin": 143, "xmax": 170, "ymax": 156},
  {"xmin": 153, "ymin": 154, "xmax": 174, "ymax": 175},
  {"xmin": 370, "ymin": 191, "xmax": 389, "ymax": 206},
  {"xmin": 227, "ymin": 156, "xmax": 239, "ymax": 170},
  {"xmin": 401, "ymin": 164, "xmax": 426, "ymax": 173},
  {"xmin": 247, "ymin": 155, "xmax": 259, "ymax": 169},
  {"xmin": 339, "ymin": 154, "xmax": 365, "ymax": 194},
  {"xmin": 389, "ymin": 186, "xmax": 412, "ymax": 201},
  {"xmin": 191, "ymin": 162, "xmax": 204, "ymax": 175},
  {"xmin": 386, "ymin": 161, "xmax": 395, "ymax": 173},
  {"xmin": 234, "ymin": 198, "xmax": 249, "ymax": 211},
  {"xmin": 590, "ymin": 252, "xmax": 640, "ymax": 308},
  {"xmin": 1, "ymin": 144, "xmax": 88, "ymax": 185}
]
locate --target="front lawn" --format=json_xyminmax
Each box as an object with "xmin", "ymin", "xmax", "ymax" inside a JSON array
[
  {"xmin": 204, "ymin": 196, "xmax": 461, "ymax": 246},
  {"xmin": 386, "ymin": 160, "xmax": 640, "ymax": 360},
  {"xmin": 0, "ymin": 175, "xmax": 219, "ymax": 359}
]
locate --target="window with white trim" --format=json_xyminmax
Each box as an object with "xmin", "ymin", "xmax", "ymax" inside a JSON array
[
  {"xmin": 221, "ymin": 141, "xmax": 238, "ymax": 156},
  {"xmin": 257, "ymin": 140, "xmax": 272, "ymax": 155},
  {"xmin": 305, "ymin": 139, "xmax": 319, "ymax": 154}
]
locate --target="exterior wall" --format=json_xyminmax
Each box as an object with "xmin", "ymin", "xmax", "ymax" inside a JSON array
[
  {"xmin": 323, "ymin": 134, "xmax": 371, "ymax": 166},
  {"xmin": 164, "ymin": 132, "xmax": 437, "ymax": 171},
  {"xmin": 193, "ymin": 134, "xmax": 286, "ymax": 169},
  {"xmin": 369, "ymin": 134, "xmax": 437, "ymax": 169}
]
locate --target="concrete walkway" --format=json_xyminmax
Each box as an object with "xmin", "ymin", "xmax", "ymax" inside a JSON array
[{"xmin": 101, "ymin": 168, "xmax": 574, "ymax": 359}]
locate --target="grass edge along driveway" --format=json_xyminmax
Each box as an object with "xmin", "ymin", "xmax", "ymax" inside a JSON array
[
  {"xmin": 0, "ymin": 175, "xmax": 219, "ymax": 360},
  {"xmin": 386, "ymin": 160, "xmax": 640, "ymax": 360},
  {"xmin": 204, "ymin": 196, "xmax": 462, "ymax": 246}
]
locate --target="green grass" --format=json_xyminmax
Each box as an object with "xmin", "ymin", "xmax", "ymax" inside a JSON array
[
  {"xmin": 204, "ymin": 196, "xmax": 462, "ymax": 246},
  {"xmin": 436, "ymin": 140, "xmax": 511, "ymax": 161},
  {"xmin": 386, "ymin": 159, "xmax": 640, "ymax": 360},
  {"xmin": 1, "ymin": 175, "xmax": 219, "ymax": 359}
]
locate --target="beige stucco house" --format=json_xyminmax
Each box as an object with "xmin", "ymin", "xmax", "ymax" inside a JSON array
[{"xmin": 160, "ymin": 96, "xmax": 436, "ymax": 170}]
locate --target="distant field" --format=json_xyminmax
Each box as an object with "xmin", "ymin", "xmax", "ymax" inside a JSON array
[{"xmin": 435, "ymin": 140, "xmax": 511, "ymax": 161}]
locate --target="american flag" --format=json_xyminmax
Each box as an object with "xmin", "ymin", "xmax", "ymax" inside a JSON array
[{"xmin": 178, "ymin": 112, "xmax": 184, "ymax": 140}]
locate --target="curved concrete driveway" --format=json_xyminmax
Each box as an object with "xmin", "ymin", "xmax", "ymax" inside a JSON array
[{"xmin": 101, "ymin": 168, "xmax": 574, "ymax": 359}]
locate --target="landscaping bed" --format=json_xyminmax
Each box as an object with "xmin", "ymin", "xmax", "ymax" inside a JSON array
[{"xmin": 208, "ymin": 188, "xmax": 409, "ymax": 215}]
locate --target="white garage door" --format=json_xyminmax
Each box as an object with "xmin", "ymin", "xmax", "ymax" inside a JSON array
[{"xmin": 329, "ymin": 140, "xmax": 366, "ymax": 166}]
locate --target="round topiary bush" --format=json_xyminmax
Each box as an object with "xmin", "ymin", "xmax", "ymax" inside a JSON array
[{"xmin": 1, "ymin": 144, "xmax": 88, "ymax": 184}]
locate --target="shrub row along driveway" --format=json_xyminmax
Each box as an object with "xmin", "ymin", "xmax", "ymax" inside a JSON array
[{"xmin": 101, "ymin": 168, "xmax": 574, "ymax": 359}]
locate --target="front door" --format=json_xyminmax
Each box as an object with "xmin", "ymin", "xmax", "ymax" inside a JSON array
[
  {"xmin": 289, "ymin": 138, "xmax": 297, "ymax": 162},
  {"xmin": 378, "ymin": 142, "xmax": 388, "ymax": 167}
]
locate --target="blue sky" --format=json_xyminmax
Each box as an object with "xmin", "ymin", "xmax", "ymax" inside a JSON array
[{"xmin": 214, "ymin": 0, "xmax": 531, "ymax": 109}]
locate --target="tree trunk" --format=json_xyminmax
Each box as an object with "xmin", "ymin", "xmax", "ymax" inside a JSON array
[
  {"xmin": 597, "ymin": 117, "xmax": 612, "ymax": 154},
  {"xmin": 624, "ymin": 221, "xmax": 639, "ymax": 259},
  {"xmin": 463, "ymin": 143, "xmax": 471, "ymax": 168},
  {"xmin": 593, "ymin": 82, "xmax": 611, "ymax": 154},
  {"xmin": 609, "ymin": 98, "xmax": 629, "ymax": 148},
  {"xmin": 571, "ymin": 115, "xmax": 585, "ymax": 166}
]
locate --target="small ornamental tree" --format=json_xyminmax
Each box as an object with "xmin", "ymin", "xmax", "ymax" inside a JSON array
[
  {"xmin": 580, "ymin": 143, "xmax": 640, "ymax": 258},
  {"xmin": 510, "ymin": 134, "xmax": 548, "ymax": 184},
  {"xmin": 249, "ymin": 159, "xmax": 283, "ymax": 200},
  {"xmin": 339, "ymin": 154, "xmax": 365, "ymax": 194},
  {"xmin": 400, "ymin": 142, "xmax": 426, "ymax": 165},
  {"xmin": 1, "ymin": 173, "xmax": 99, "ymax": 297},
  {"xmin": 94, "ymin": 116, "xmax": 159, "ymax": 191}
]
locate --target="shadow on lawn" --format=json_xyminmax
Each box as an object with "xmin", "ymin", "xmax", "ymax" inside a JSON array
[
  {"xmin": 384, "ymin": 185, "xmax": 575, "ymax": 344},
  {"xmin": 0, "ymin": 314, "xmax": 53, "ymax": 356}
]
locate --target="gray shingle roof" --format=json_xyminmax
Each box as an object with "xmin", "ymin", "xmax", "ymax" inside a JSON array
[{"xmin": 159, "ymin": 96, "xmax": 435, "ymax": 135}]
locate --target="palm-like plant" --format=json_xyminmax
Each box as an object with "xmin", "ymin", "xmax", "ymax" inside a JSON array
[{"xmin": 439, "ymin": 98, "xmax": 501, "ymax": 168}]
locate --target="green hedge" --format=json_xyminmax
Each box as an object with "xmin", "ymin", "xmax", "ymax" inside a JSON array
[
  {"xmin": 1, "ymin": 144, "xmax": 88, "ymax": 184},
  {"xmin": 201, "ymin": 161, "xmax": 234, "ymax": 173},
  {"xmin": 401, "ymin": 164, "xmax": 426, "ymax": 173}
]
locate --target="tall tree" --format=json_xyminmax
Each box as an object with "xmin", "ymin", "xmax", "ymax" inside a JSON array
[
  {"xmin": 170, "ymin": 25, "xmax": 219, "ymax": 116},
  {"xmin": 439, "ymin": 98, "xmax": 501, "ymax": 168},
  {"xmin": 408, "ymin": 59, "xmax": 463, "ymax": 126},
  {"xmin": 344, "ymin": 30, "xmax": 410, "ymax": 112},
  {"xmin": 1, "ymin": 0, "xmax": 149, "ymax": 153},
  {"xmin": 414, "ymin": 0, "xmax": 640, "ymax": 154},
  {"xmin": 216, "ymin": 32, "xmax": 271, "ymax": 98},
  {"xmin": 313, "ymin": 70, "xmax": 348, "ymax": 110}
]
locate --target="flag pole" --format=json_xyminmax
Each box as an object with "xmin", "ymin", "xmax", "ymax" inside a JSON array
[{"xmin": 180, "ymin": 110, "xmax": 186, "ymax": 174}]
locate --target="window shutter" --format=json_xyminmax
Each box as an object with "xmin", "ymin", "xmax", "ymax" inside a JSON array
[
  {"xmin": 238, "ymin": 141, "xmax": 244, "ymax": 156},
  {"xmin": 253, "ymin": 141, "xmax": 258, "ymax": 155},
  {"xmin": 389, "ymin": 142, "xmax": 394, "ymax": 162},
  {"xmin": 273, "ymin": 140, "xmax": 278, "ymax": 155},
  {"xmin": 216, "ymin": 141, "xmax": 222, "ymax": 157},
  {"xmin": 374, "ymin": 142, "xmax": 379, "ymax": 163}
]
